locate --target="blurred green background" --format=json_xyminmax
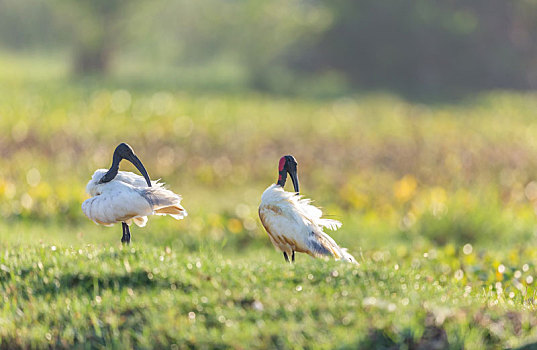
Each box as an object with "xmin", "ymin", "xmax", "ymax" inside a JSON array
[
  {"xmin": 1, "ymin": 0, "xmax": 537, "ymax": 249},
  {"xmin": 3, "ymin": 0, "xmax": 537, "ymax": 96},
  {"xmin": 3, "ymin": 1, "xmax": 537, "ymax": 348}
]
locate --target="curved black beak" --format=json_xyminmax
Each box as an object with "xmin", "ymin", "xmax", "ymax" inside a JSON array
[
  {"xmin": 125, "ymin": 152, "xmax": 152, "ymax": 187},
  {"xmin": 99, "ymin": 143, "xmax": 152, "ymax": 187},
  {"xmin": 288, "ymin": 168, "xmax": 299, "ymax": 194}
]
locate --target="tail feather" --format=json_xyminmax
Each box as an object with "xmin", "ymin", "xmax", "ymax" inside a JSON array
[
  {"xmin": 317, "ymin": 219, "xmax": 342, "ymax": 231},
  {"xmin": 155, "ymin": 205, "xmax": 187, "ymax": 219},
  {"xmin": 313, "ymin": 230, "xmax": 344, "ymax": 257},
  {"xmin": 132, "ymin": 216, "xmax": 148, "ymax": 227},
  {"xmin": 338, "ymin": 248, "xmax": 358, "ymax": 264},
  {"xmin": 313, "ymin": 231, "xmax": 358, "ymax": 264}
]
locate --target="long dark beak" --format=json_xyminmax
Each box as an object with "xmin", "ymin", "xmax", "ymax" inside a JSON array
[
  {"xmin": 125, "ymin": 153, "xmax": 152, "ymax": 187},
  {"xmin": 288, "ymin": 168, "xmax": 299, "ymax": 194}
]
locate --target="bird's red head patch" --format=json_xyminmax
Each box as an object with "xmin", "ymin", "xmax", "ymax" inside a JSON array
[
  {"xmin": 278, "ymin": 156, "xmax": 286, "ymax": 172},
  {"xmin": 278, "ymin": 156, "xmax": 286, "ymax": 181}
]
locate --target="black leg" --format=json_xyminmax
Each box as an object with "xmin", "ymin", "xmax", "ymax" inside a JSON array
[
  {"xmin": 292, "ymin": 251, "xmax": 295, "ymax": 262},
  {"xmin": 283, "ymin": 252, "xmax": 290, "ymax": 263},
  {"xmin": 121, "ymin": 222, "xmax": 131, "ymax": 244}
]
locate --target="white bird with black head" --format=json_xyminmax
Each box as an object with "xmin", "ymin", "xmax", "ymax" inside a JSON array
[
  {"xmin": 259, "ymin": 155, "xmax": 357, "ymax": 264},
  {"xmin": 82, "ymin": 143, "xmax": 187, "ymax": 244}
]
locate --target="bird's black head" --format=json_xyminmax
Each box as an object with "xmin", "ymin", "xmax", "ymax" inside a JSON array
[
  {"xmin": 277, "ymin": 155, "xmax": 299, "ymax": 194},
  {"xmin": 99, "ymin": 143, "xmax": 152, "ymax": 187}
]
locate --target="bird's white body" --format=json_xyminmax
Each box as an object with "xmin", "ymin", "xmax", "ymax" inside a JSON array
[
  {"xmin": 259, "ymin": 184, "xmax": 357, "ymax": 263},
  {"xmin": 82, "ymin": 169, "xmax": 187, "ymax": 227}
]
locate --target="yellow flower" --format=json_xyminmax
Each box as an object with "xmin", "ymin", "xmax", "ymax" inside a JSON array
[
  {"xmin": 394, "ymin": 175, "xmax": 417, "ymax": 202},
  {"xmin": 227, "ymin": 218, "xmax": 243, "ymax": 234}
]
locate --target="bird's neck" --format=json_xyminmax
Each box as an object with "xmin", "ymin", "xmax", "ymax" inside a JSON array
[
  {"xmin": 101, "ymin": 154, "xmax": 121, "ymax": 183},
  {"xmin": 277, "ymin": 170, "xmax": 287, "ymax": 188}
]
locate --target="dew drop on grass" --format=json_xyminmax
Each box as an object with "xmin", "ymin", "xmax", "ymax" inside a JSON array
[
  {"xmin": 363, "ymin": 297, "xmax": 376, "ymax": 306},
  {"xmin": 463, "ymin": 244, "xmax": 473, "ymax": 255},
  {"xmin": 252, "ymin": 300, "xmax": 264, "ymax": 311}
]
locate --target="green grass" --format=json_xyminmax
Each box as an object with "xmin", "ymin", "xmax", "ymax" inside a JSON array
[
  {"xmin": 3, "ymin": 243, "xmax": 537, "ymax": 349},
  {"xmin": 3, "ymin": 52, "xmax": 537, "ymax": 348}
]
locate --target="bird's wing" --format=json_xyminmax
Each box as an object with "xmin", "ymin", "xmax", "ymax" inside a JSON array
[
  {"xmin": 284, "ymin": 192, "xmax": 355, "ymax": 261},
  {"xmin": 259, "ymin": 204, "xmax": 306, "ymax": 255},
  {"xmin": 114, "ymin": 171, "xmax": 162, "ymax": 188},
  {"xmin": 285, "ymin": 193, "xmax": 342, "ymax": 231},
  {"xmin": 137, "ymin": 186, "xmax": 187, "ymax": 220},
  {"xmin": 259, "ymin": 185, "xmax": 355, "ymax": 262},
  {"xmin": 82, "ymin": 183, "xmax": 153, "ymax": 226}
]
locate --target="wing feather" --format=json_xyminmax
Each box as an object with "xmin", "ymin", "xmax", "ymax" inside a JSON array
[
  {"xmin": 259, "ymin": 184, "xmax": 356, "ymax": 263},
  {"xmin": 82, "ymin": 183, "xmax": 152, "ymax": 225}
]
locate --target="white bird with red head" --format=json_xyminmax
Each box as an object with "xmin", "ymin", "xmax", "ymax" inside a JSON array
[
  {"xmin": 258, "ymin": 155, "xmax": 357, "ymax": 263},
  {"xmin": 82, "ymin": 143, "xmax": 187, "ymax": 244}
]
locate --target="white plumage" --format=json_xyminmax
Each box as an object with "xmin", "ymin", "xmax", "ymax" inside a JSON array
[
  {"xmin": 259, "ymin": 184, "xmax": 357, "ymax": 263},
  {"xmin": 82, "ymin": 169, "xmax": 187, "ymax": 228}
]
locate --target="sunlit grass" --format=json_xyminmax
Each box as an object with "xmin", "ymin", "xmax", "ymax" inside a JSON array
[{"xmin": 2, "ymin": 243, "xmax": 537, "ymax": 348}]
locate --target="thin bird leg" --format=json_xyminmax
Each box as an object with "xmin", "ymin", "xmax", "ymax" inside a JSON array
[
  {"xmin": 121, "ymin": 222, "xmax": 131, "ymax": 244},
  {"xmin": 292, "ymin": 251, "xmax": 295, "ymax": 262},
  {"xmin": 125, "ymin": 223, "xmax": 131, "ymax": 244},
  {"xmin": 283, "ymin": 252, "xmax": 290, "ymax": 263}
]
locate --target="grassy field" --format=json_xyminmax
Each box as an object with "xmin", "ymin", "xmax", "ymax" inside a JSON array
[{"xmin": 2, "ymin": 53, "xmax": 537, "ymax": 348}]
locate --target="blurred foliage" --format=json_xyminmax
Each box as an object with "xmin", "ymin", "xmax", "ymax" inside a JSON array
[
  {"xmin": 304, "ymin": 0, "xmax": 537, "ymax": 94},
  {"xmin": 1, "ymin": 55, "xmax": 537, "ymax": 250},
  {"xmin": 1, "ymin": 0, "xmax": 537, "ymax": 94}
]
